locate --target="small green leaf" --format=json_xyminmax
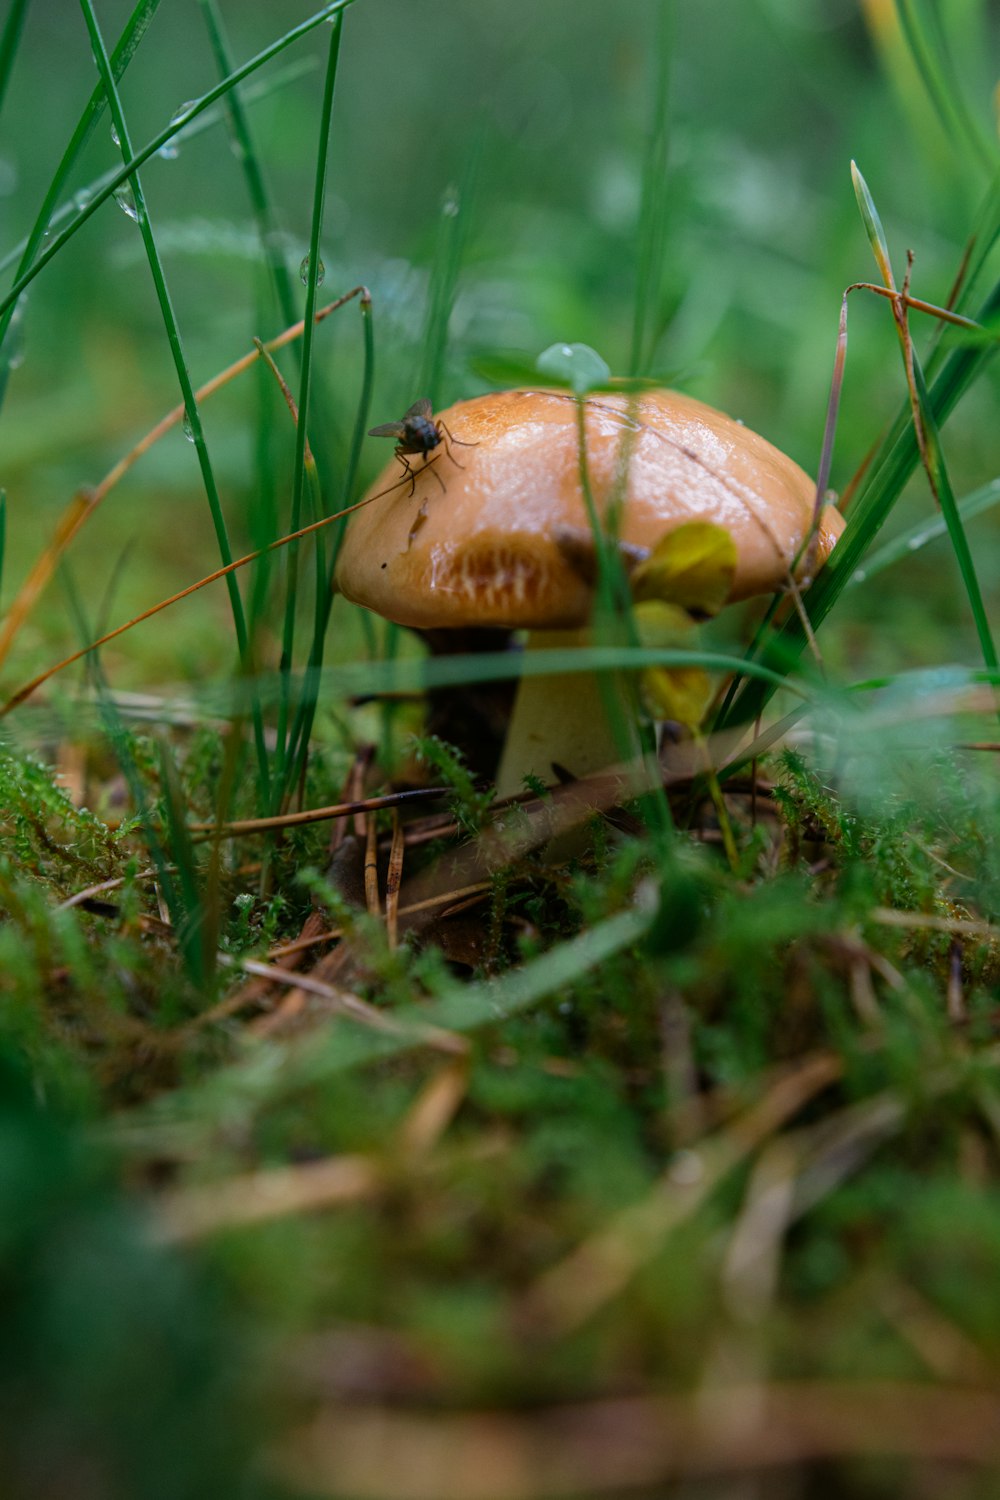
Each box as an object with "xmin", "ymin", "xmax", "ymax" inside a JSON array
[
  {"xmin": 536, "ymin": 341, "xmax": 611, "ymax": 395},
  {"xmin": 630, "ymin": 521, "xmax": 737, "ymax": 616}
]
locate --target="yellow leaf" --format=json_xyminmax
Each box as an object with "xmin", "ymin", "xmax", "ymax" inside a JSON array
[
  {"xmin": 640, "ymin": 664, "xmax": 712, "ymax": 727},
  {"xmin": 633, "ymin": 599, "xmax": 711, "ymax": 728},
  {"xmin": 630, "ymin": 521, "xmax": 738, "ymax": 617}
]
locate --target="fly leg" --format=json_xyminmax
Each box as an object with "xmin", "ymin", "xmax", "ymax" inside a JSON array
[{"xmin": 437, "ymin": 420, "xmax": 479, "ymax": 471}]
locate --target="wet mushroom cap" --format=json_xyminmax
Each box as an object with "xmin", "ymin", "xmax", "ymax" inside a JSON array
[{"xmin": 335, "ymin": 388, "xmax": 844, "ymax": 630}]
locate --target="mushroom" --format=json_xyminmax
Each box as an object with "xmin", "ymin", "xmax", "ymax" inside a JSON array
[{"xmin": 335, "ymin": 388, "xmax": 844, "ymax": 798}]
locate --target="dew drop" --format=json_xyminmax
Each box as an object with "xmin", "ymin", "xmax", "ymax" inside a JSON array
[
  {"xmin": 182, "ymin": 412, "xmax": 196, "ymax": 442},
  {"xmin": 113, "ymin": 183, "xmax": 138, "ymax": 222},
  {"xmin": 907, "ymin": 534, "xmax": 926, "ymax": 551},
  {"xmin": 299, "ymin": 253, "xmax": 325, "ymax": 286},
  {"xmin": 74, "ymin": 187, "xmax": 93, "ymax": 211},
  {"xmin": 159, "ymin": 101, "xmax": 194, "ymax": 160},
  {"xmin": 110, "ymin": 123, "xmax": 120, "ymax": 147}
]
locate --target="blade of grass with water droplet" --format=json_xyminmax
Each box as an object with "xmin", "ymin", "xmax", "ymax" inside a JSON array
[
  {"xmin": 0, "ymin": 0, "xmax": 359, "ymax": 330},
  {"xmin": 0, "ymin": 0, "xmax": 162, "ymax": 401},
  {"xmin": 848, "ymin": 477, "xmax": 1000, "ymax": 586}
]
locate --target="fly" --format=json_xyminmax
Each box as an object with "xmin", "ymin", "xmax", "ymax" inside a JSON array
[{"xmin": 368, "ymin": 397, "xmax": 476, "ymax": 495}]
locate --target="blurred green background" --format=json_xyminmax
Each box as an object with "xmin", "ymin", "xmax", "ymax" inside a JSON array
[{"xmin": 2, "ymin": 0, "xmax": 997, "ymax": 702}]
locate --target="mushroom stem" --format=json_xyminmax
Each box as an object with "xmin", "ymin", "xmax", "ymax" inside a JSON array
[{"xmin": 494, "ymin": 629, "xmax": 643, "ymax": 800}]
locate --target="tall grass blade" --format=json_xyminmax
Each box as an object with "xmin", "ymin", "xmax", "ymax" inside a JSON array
[
  {"xmin": 0, "ymin": 0, "xmax": 358, "ymax": 328},
  {"xmin": 853, "ymin": 163, "xmax": 998, "ymax": 678},
  {"xmin": 714, "ymin": 273, "xmax": 1000, "ymax": 732},
  {"xmin": 285, "ymin": 289, "xmax": 375, "ymax": 793},
  {"xmin": 0, "ymin": 60, "xmax": 315, "ymax": 284},
  {"xmin": 908, "ymin": 356, "xmax": 999, "ymax": 677},
  {"xmin": 197, "ymin": 0, "xmax": 298, "ymax": 335},
  {"xmin": 78, "ymin": 0, "xmax": 270, "ymax": 796},
  {"xmin": 272, "ymin": 15, "xmax": 346, "ymax": 808},
  {"xmin": 894, "ymin": 0, "xmax": 996, "ymax": 175},
  {"xmin": 0, "ymin": 0, "xmax": 162, "ymax": 404},
  {"xmin": 849, "ymin": 477, "xmax": 1000, "ymax": 586}
]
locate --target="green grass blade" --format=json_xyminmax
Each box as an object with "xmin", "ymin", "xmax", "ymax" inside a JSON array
[
  {"xmin": 851, "ymin": 161, "xmax": 895, "ymax": 288},
  {"xmin": 629, "ymin": 0, "xmax": 671, "ymax": 377},
  {"xmin": 285, "ymin": 289, "xmax": 375, "ymax": 792},
  {"xmin": 714, "ymin": 273, "xmax": 1000, "ymax": 731},
  {"xmin": 894, "ymin": 0, "xmax": 996, "ymax": 175},
  {"xmin": 0, "ymin": 0, "xmax": 30, "ymax": 119},
  {"xmin": 854, "ymin": 163, "xmax": 998, "ymax": 678},
  {"xmin": 0, "ymin": 59, "xmax": 315, "ymax": 283},
  {"xmin": 273, "ymin": 15, "xmax": 346, "ymax": 806},
  {"xmin": 197, "ymin": 0, "xmax": 299, "ymax": 337},
  {"xmin": 209, "ymin": 644, "xmax": 811, "ymax": 725},
  {"xmin": 0, "ymin": 0, "xmax": 162, "ymax": 400},
  {"xmin": 0, "ymin": 0, "xmax": 357, "ymax": 327},
  {"xmin": 908, "ymin": 356, "xmax": 998, "ymax": 676},
  {"xmin": 77, "ymin": 0, "xmax": 271, "ymax": 799},
  {"xmin": 848, "ymin": 477, "xmax": 1000, "ymax": 586}
]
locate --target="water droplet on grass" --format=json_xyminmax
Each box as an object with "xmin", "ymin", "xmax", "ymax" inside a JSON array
[
  {"xmin": 113, "ymin": 184, "xmax": 138, "ymax": 221},
  {"xmin": 110, "ymin": 123, "xmax": 120, "ymax": 147},
  {"xmin": 74, "ymin": 187, "xmax": 93, "ymax": 211},
  {"xmin": 159, "ymin": 102, "xmax": 194, "ymax": 159},
  {"xmin": 299, "ymin": 254, "xmax": 325, "ymax": 286},
  {"xmin": 182, "ymin": 413, "xmax": 196, "ymax": 442}
]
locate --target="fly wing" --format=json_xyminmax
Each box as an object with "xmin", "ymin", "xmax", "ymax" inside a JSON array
[
  {"xmin": 368, "ymin": 421, "xmax": 406, "ymax": 439},
  {"xmin": 402, "ymin": 397, "xmax": 433, "ymax": 420}
]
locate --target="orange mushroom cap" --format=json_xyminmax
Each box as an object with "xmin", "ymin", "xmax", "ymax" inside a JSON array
[{"xmin": 335, "ymin": 388, "xmax": 844, "ymax": 630}]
